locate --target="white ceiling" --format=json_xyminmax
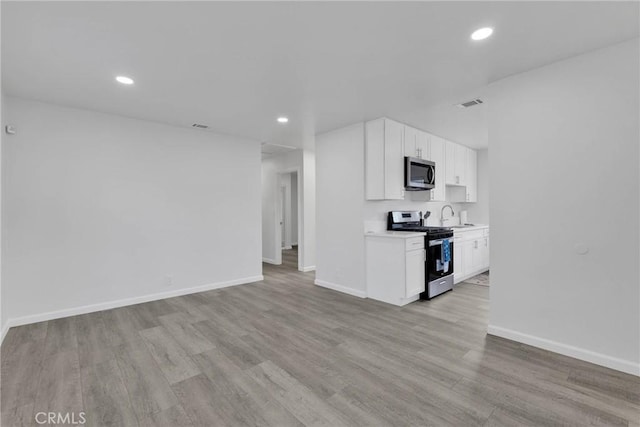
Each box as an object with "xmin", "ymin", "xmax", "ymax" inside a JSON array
[{"xmin": 3, "ymin": 1, "xmax": 638, "ymax": 149}]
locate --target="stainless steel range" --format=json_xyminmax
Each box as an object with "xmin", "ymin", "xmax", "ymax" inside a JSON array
[{"xmin": 387, "ymin": 211, "xmax": 454, "ymax": 299}]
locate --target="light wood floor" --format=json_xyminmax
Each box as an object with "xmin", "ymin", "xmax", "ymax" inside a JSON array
[{"xmin": 2, "ymin": 247, "xmax": 639, "ymax": 426}]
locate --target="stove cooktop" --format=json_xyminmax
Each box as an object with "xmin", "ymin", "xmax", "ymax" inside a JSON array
[{"xmin": 389, "ymin": 226, "xmax": 452, "ymax": 233}]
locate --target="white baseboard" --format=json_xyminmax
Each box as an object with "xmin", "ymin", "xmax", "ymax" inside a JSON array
[
  {"xmin": 1, "ymin": 323, "xmax": 10, "ymax": 345},
  {"xmin": 487, "ymin": 325, "xmax": 640, "ymax": 377},
  {"xmin": 300, "ymin": 265, "xmax": 316, "ymax": 273},
  {"xmin": 3, "ymin": 275, "xmax": 264, "ymax": 332},
  {"xmin": 262, "ymin": 257, "xmax": 280, "ymax": 265},
  {"xmin": 314, "ymin": 279, "xmax": 366, "ymax": 298}
]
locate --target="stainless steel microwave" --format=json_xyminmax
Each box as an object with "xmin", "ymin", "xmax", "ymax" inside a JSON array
[{"xmin": 405, "ymin": 157, "xmax": 435, "ymax": 191}]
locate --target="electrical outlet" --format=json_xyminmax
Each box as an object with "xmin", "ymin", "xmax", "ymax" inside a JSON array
[{"xmin": 164, "ymin": 275, "xmax": 173, "ymax": 287}]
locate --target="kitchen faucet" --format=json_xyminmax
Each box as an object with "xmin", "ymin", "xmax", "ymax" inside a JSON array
[{"xmin": 441, "ymin": 205, "xmax": 454, "ymax": 225}]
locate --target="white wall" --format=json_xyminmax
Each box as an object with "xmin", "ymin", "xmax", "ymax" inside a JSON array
[
  {"xmin": 1, "ymin": 2, "xmax": 5, "ymax": 340},
  {"xmin": 2, "ymin": 97, "xmax": 263, "ymax": 325},
  {"xmin": 291, "ymin": 172, "xmax": 298, "ymax": 245},
  {"xmin": 0, "ymin": 92, "xmax": 4, "ymax": 341},
  {"xmin": 316, "ymin": 123, "xmax": 367, "ymax": 297},
  {"xmin": 302, "ymin": 150, "xmax": 316, "ymax": 271},
  {"xmin": 465, "ymin": 149, "xmax": 489, "ymax": 225},
  {"xmin": 402, "ymin": 89, "xmax": 488, "ymax": 150},
  {"xmin": 488, "ymin": 38, "xmax": 639, "ymax": 375},
  {"xmin": 261, "ymin": 157, "xmax": 280, "ymax": 263}
]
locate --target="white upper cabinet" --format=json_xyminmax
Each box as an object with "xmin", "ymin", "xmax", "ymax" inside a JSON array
[
  {"xmin": 445, "ymin": 140, "xmax": 456, "ymax": 185},
  {"xmin": 365, "ymin": 118, "xmax": 477, "ymax": 203},
  {"xmin": 427, "ymin": 134, "xmax": 446, "ymax": 202},
  {"xmin": 403, "ymin": 126, "xmax": 428, "ymax": 159},
  {"xmin": 365, "ymin": 118, "xmax": 405, "ymax": 200},
  {"xmin": 445, "ymin": 140, "xmax": 468, "ymax": 186},
  {"xmin": 445, "ymin": 139, "xmax": 478, "ymax": 203},
  {"xmin": 404, "ymin": 126, "xmax": 418, "ymax": 158},
  {"xmin": 455, "ymin": 144, "xmax": 467, "ymax": 186},
  {"xmin": 416, "ymin": 129, "xmax": 429, "ymax": 160},
  {"xmin": 465, "ymin": 148, "xmax": 477, "ymax": 202}
]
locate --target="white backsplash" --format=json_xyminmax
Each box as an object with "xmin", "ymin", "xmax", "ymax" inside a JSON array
[{"xmin": 363, "ymin": 198, "xmax": 465, "ymax": 233}]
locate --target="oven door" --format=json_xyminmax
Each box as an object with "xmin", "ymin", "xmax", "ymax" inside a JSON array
[{"xmin": 427, "ymin": 238, "xmax": 454, "ymax": 283}]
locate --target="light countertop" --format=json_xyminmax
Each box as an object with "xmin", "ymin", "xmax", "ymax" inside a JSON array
[
  {"xmin": 451, "ymin": 224, "xmax": 489, "ymax": 233},
  {"xmin": 365, "ymin": 231, "xmax": 427, "ymax": 239}
]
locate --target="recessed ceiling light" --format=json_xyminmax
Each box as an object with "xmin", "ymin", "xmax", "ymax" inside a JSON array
[
  {"xmin": 471, "ymin": 27, "xmax": 493, "ymax": 41},
  {"xmin": 277, "ymin": 117, "xmax": 289, "ymax": 123},
  {"xmin": 115, "ymin": 75, "xmax": 134, "ymax": 85}
]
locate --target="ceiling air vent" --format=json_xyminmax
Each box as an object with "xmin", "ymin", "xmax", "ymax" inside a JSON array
[
  {"xmin": 457, "ymin": 98, "xmax": 484, "ymax": 108},
  {"xmin": 192, "ymin": 123, "xmax": 209, "ymax": 129}
]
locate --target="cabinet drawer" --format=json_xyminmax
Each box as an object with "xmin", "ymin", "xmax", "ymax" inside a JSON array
[
  {"xmin": 457, "ymin": 230, "xmax": 483, "ymax": 241},
  {"xmin": 405, "ymin": 237, "xmax": 425, "ymax": 251}
]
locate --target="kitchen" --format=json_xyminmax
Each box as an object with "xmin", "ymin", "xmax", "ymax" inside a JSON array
[{"xmin": 316, "ymin": 116, "xmax": 491, "ymax": 306}]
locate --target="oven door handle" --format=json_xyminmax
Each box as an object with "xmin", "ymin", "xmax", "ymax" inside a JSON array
[{"xmin": 429, "ymin": 239, "xmax": 452, "ymax": 247}]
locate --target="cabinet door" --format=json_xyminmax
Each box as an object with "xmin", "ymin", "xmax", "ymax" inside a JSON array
[
  {"xmin": 445, "ymin": 140, "xmax": 456, "ymax": 185},
  {"xmin": 466, "ymin": 148, "xmax": 477, "ymax": 202},
  {"xmin": 455, "ymin": 144, "xmax": 467, "ymax": 185},
  {"xmin": 469, "ymin": 239, "xmax": 483, "ymax": 272},
  {"xmin": 463, "ymin": 240, "xmax": 473, "ymax": 277},
  {"xmin": 403, "ymin": 126, "xmax": 417, "ymax": 158},
  {"xmin": 482, "ymin": 236, "xmax": 490, "ymax": 269},
  {"xmin": 405, "ymin": 249, "xmax": 426, "ymax": 297},
  {"xmin": 384, "ymin": 119, "xmax": 405, "ymax": 200},
  {"xmin": 453, "ymin": 241, "xmax": 464, "ymax": 283},
  {"xmin": 428, "ymin": 135, "xmax": 446, "ymax": 201},
  {"xmin": 416, "ymin": 130, "xmax": 429, "ymax": 160}
]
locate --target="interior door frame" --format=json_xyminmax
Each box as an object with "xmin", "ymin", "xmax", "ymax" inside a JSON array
[{"xmin": 275, "ymin": 167, "xmax": 302, "ymax": 269}]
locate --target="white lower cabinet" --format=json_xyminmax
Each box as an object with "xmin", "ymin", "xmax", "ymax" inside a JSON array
[
  {"xmin": 453, "ymin": 239, "xmax": 464, "ymax": 282},
  {"xmin": 453, "ymin": 227, "xmax": 490, "ymax": 284},
  {"xmin": 366, "ymin": 234, "xmax": 426, "ymax": 306}
]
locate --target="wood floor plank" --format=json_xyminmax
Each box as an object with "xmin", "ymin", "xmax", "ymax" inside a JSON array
[
  {"xmin": 80, "ymin": 358, "xmax": 138, "ymax": 427},
  {"xmin": 1, "ymin": 403, "xmax": 35, "ymax": 427},
  {"xmin": 139, "ymin": 326, "xmax": 201, "ymax": 384},
  {"xmin": 137, "ymin": 405, "xmax": 194, "ymax": 427},
  {"xmin": 193, "ymin": 319, "xmax": 264, "ymax": 370},
  {"xmin": 1, "ymin": 339, "xmax": 45, "ymax": 411},
  {"xmin": 75, "ymin": 312, "xmax": 116, "ymax": 368},
  {"xmin": 192, "ymin": 348, "xmax": 303, "ymax": 427},
  {"xmin": 246, "ymin": 360, "xmax": 350, "ymax": 427},
  {"xmin": 33, "ymin": 350, "xmax": 83, "ymax": 419},
  {"xmin": 43, "ymin": 317, "xmax": 77, "ymax": 357},
  {"xmin": 113, "ymin": 339, "xmax": 179, "ymax": 419},
  {"xmin": 102, "ymin": 306, "xmax": 150, "ymax": 345},
  {"xmin": 171, "ymin": 373, "xmax": 261, "ymax": 427},
  {"xmin": 568, "ymin": 366, "xmax": 640, "ymax": 405},
  {"xmin": 157, "ymin": 312, "xmax": 215, "ymax": 355}
]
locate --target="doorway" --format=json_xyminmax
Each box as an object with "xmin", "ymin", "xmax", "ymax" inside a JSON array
[{"xmin": 276, "ymin": 170, "xmax": 301, "ymax": 270}]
